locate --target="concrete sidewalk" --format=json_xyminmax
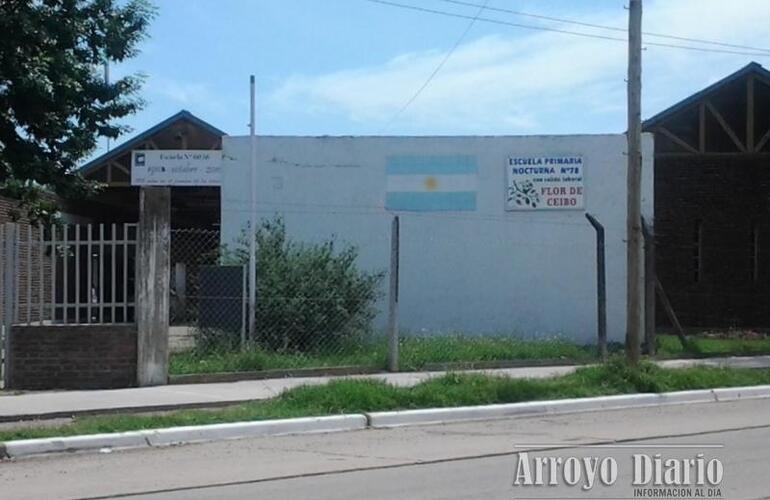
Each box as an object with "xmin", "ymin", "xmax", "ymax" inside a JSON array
[{"xmin": 2, "ymin": 356, "xmax": 769, "ymax": 421}]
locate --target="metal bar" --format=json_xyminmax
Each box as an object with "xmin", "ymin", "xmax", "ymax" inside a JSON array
[
  {"xmin": 128, "ymin": 223, "xmax": 136, "ymax": 323},
  {"xmin": 248, "ymin": 74, "xmax": 257, "ymax": 341},
  {"xmin": 62, "ymin": 224, "xmax": 68, "ymax": 324},
  {"xmin": 123, "ymin": 223, "xmax": 128, "ymax": 323},
  {"xmin": 38, "ymin": 226, "xmax": 44, "ymax": 325},
  {"xmin": 53, "ymin": 301, "xmax": 136, "ymax": 307},
  {"xmin": 0, "ymin": 225, "xmax": 3, "ymax": 332},
  {"xmin": 642, "ymin": 217, "xmax": 656, "ymax": 356},
  {"xmin": 87, "ymin": 224, "xmax": 92, "ymax": 324},
  {"xmin": 74, "ymin": 224, "xmax": 80, "ymax": 323},
  {"xmin": 50, "ymin": 225, "xmax": 56, "ymax": 323},
  {"xmin": 0, "ymin": 224, "xmax": 4, "ymax": 389},
  {"xmin": 26, "ymin": 225, "xmax": 31, "ymax": 325},
  {"xmin": 99, "ymin": 224, "xmax": 105, "ymax": 323},
  {"xmin": 3, "ymin": 223, "xmax": 17, "ymax": 388},
  {"xmin": 747, "ymin": 75, "xmax": 755, "ymax": 152},
  {"xmin": 13, "ymin": 226, "xmax": 19, "ymax": 323},
  {"xmin": 585, "ymin": 213, "xmax": 607, "ymax": 361},
  {"xmin": 241, "ymin": 264, "xmax": 247, "ymax": 350},
  {"xmin": 111, "ymin": 223, "xmax": 116, "ymax": 323},
  {"xmin": 387, "ymin": 215, "xmax": 400, "ymax": 372}
]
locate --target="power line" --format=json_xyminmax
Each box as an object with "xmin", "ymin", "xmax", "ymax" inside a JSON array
[
  {"xmin": 385, "ymin": 0, "xmax": 489, "ymax": 128},
  {"xmin": 364, "ymin": 0, "xmax": 770, "ymax": 58},
  {"xmin": 438, "ymin": 0, "xmax": 770, "ymax": 54}
]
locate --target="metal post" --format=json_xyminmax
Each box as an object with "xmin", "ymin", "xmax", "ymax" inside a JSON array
[
  {"xmin": 248, "ymin": 74, "xmax": 257, "ymax": 342},
  {"xmin": 585, "ymin": 214, "xmax": 607, "ymax": 361},
  {"xmin": 3, "ymin": 223, "xmax": 17, "ymax": 388},
  {"xmin": 387, "ymin": 216, "xmax": 400, "ymax": 372},
  {"xmin": 75, "ymin": 224, "xmax": 80, "ymax": 323},
  {"xmin": 626, "ymin": 0, "xmax": 643, "ymax": 366},
  {"xmin": 174, "ymin": 262, "xmax": 187, "ymax": 323},
  {"xmin": 26, "ymin": 224, "xmax": 31, "ymax": 325},
  {"xmin": 241, "ymin": 264, "xmax": 247, "ymax": 351},
  {"xmin": 86, "ymin": 224, "xmax": 92, "ymax": 323},
  {"xmin": 642, "ymin": 217, "xmax": 656, "ymax": 355},
  {"xmin": 38, "ymin": 225, "xmax": 44, "ymax": 325}
]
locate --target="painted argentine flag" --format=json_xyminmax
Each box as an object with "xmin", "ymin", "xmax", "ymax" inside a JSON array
[{"xmin": 385, "ymin": 155, "xmax": 478, "ymax": 211}]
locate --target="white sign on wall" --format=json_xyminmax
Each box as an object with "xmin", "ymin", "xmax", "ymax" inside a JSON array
[
  {"xmin": 506, "ymin": 156, "xmax": 584, "ymax": 210},
  {"xmin": 131, "ymin": 150, "xmax": 222, "ymax": 186}
]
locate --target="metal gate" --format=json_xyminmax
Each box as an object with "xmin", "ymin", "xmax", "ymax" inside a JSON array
[{"xmin": 0, "ymin": 222, "xmax": 138, "ymax": 388}]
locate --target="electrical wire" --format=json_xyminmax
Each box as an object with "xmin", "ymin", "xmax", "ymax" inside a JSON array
[
  {"xmin": 385, "ymin": 0, "xmax": 489, "ymax": 129},
  {"xmin": 437, "ymin": 0, "xmax": 770, "ymax": 54},
  {"xmin": 365, "ymin": 0, "xmax": 770, "ymax": 58}
]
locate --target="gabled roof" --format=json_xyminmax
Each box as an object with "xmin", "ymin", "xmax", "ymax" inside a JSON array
[
  {"xmin": 79, "ymin": 110, "xmax": 226, "ymax": 175},
  {"xmin": 643, "ymin": 62, "xmax": 770, "ymax": 130}
]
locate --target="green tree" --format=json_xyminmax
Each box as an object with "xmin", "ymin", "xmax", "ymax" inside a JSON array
[{"xmin": 0, "ymin": 0, "xmax": 155, "ymax": 222}]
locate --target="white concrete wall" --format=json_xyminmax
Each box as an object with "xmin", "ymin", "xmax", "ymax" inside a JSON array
[{"xmin": 222, "ymin": 134, "xmax": 654, "ymax": 343}]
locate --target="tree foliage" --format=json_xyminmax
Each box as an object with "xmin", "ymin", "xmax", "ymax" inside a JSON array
[
  {"xmin": 0, "ymin": 0, "xmax": 155, "ymax": 222},
  {"xmin": 222, "ymin": 216, "xmax": 385, "ymax": 353}
]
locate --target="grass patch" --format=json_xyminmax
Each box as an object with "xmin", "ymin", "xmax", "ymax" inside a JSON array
[
  {"xmin": 657, "ymin": 334, "xmax": 770, "ymax": 358},
  {"xmin": 168, "ymin": 334, "xmax": 770, "ymax": 376},
  {"xmin": 169, "ymin": 336, "xmax": 595, "ymax": 375},
  {"xmin": 4, "ymin": 358, "xmax": 770, "ymax": 442}
]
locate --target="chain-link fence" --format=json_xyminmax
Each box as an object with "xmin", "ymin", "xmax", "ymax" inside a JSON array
[
  {"xmin": 169, "ymin": 228, "xmax": 245, "ymax": 353},
  {"xmin": 167, "ymin": 211, "xmax": 607, "ymax": 377},
  {"xmin": 168, "ymin": 217, "xmax": 390, "ymax": 375}
]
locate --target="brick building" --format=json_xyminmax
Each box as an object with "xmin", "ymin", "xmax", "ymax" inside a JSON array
[{"xmin": 644, "ymin": 62, "xmax": 770, "ymax": 327}]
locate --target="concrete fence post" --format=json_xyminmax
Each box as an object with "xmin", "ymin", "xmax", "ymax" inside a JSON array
[
  {"xmin": 387, "ymin": 216, "xmax": 400, "ymax": 372},
  {"xmin": 136, "ymin": 187, "xmax": 171, "ymax": 386}
]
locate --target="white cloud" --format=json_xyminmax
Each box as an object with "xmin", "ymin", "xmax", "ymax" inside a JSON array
[
  {"xmin": 269, "ymin": 0, "xmax": 770, "ymax": 134},
  {"xmin": 146, "ymin": 76, "xmax": 221, "ymax": 108}
]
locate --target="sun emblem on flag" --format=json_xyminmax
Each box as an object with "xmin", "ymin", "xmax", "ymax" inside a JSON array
[{"xmin": 424, "ymin": 176, "xmax": 439, "ymax": 191}]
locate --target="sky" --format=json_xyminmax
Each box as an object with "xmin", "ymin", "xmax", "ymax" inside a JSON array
[{"xmin": 102, "ymin": 0, "xmax": 770, "ymax": 155}]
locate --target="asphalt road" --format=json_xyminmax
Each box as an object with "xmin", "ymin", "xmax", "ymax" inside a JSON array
[{"xmin": 2, "ymin": 398, "xmax": 770, "ymax": 500}]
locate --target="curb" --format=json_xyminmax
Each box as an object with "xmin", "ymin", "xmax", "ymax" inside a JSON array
[
  {"xmin": 366, "ymin": 385, "xmax": 770, "ymax": 428},
  {"xmin": 3, "ymin": 385, "xmax": 770, "ymax": 459},
  {"xmin": 1, "ymin": 415, "xmax": 367, "ymax": 459}
]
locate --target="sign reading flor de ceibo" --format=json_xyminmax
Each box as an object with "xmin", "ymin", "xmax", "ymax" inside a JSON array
[
  {"xmin": 131, "ymin": 150, "xmax": 222, "ymax": 186},
  {"xmin": 506, "ymin": 156, "xmax": 584, "ymax": 210}
]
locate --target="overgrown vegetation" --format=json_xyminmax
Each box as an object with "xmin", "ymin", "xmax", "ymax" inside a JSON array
[
  {"xmin": 4, "ymin": 359, "xmax": 770, "ymax": 442},
  {"xmin": 169, "ymin": 336, "xmax": 595, "ymax": 375},
  {"xmin": 207, "ymin": 215, "xmax": 384, "ymax": 353}
]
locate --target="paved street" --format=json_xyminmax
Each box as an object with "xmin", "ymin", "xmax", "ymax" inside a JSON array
[{"xmin": 2, "ymin": 398, "xmax": 769, "ymax": 499}]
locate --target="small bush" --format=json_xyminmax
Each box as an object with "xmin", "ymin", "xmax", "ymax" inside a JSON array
[{"xmin": 222, "ymin": 216, "xmax": 384, "ymax": 353}]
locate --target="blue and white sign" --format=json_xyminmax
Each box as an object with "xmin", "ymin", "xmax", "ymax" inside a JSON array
[
  {"xmin": 506, "ymin": 156, "xmax": 584, "ymax": 210},
  {"xmin": 131, "ymin": 150, "xmax": 222, "ymax": 186},
  {"xmin": 385, "ymin": 155, "xmax": 477, "ymax": 211}
]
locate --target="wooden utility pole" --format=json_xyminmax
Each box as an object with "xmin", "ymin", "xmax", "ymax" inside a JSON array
[{"xmin": 626, "ymin": 0, "xmax": 643, "ymax": 366}]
